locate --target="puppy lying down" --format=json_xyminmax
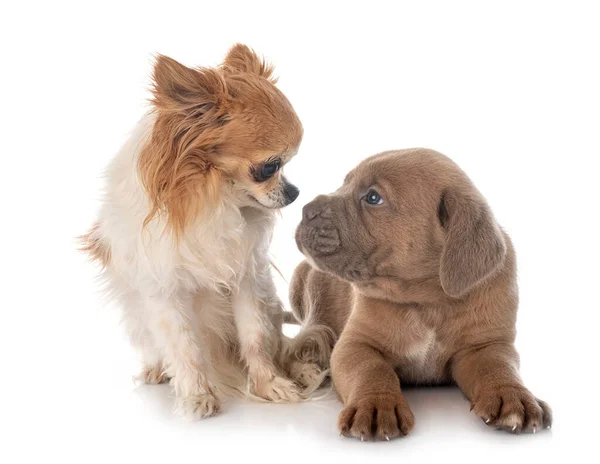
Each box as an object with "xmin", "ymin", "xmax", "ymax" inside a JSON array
[{"xmin": 290, "ymin": 149, "xmax": 552, "ymax": 440}]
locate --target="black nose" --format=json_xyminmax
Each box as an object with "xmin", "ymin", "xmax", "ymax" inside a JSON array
[
  {"xmin": 283, "ymin": 182, "xmax": 300, "ymax": 204},
  {"xmin": 302, "ymin": 201, "xmax": 321, "ymax": 222}
]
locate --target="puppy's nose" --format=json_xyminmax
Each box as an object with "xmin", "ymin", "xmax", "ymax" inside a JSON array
[
  {"xmin": 302, "ymin": 195, "xmax": 333, "ymax": 222},
  {"xmin": 302, "ymin": 201, "xmax": 321, "ymax": 222}
]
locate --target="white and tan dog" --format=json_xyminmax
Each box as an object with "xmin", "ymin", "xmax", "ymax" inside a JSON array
[{"xmin": 81, "ymin": 44, "xmax": 320, "ymax": 419}]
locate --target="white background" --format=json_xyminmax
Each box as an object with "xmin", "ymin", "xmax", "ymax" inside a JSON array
[{"xmin": 1, "ymin": 1, "xmax": 598, "ymax": 463}]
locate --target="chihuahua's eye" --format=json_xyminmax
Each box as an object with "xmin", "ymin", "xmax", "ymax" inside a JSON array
[
  {"xmin": 255, "ymin": 161, "xmax": 280, "ymax": 182},
  {"xmin": 262, "ymin": 162, "xmax": 279, "ymax": 177},
  {"xmin": 364, "ymin": 189, "xmax": 384, "ymax": 205}
]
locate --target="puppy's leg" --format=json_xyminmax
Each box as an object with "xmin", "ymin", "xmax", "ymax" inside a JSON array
[
  {"xmin": 451, "ymin": 343, "xmax": 552, "ymax": 433},
  {"xmin": 332, "ymin": 333, "xmax": 414, "ymax": 441},
  {"xmin": 232, "ymin": 279, "xmax": 301, "ymax": 402},
  {"xmin": 145, "ymin": 294, "xmax": 220, "ymax": 419}
]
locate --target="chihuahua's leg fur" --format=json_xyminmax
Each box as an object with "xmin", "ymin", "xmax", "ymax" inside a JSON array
[
  {"xmin": 233, "ymin": 277, "xmax": 302, "ymax": 402},
  {"xmin": 332, "ymin": 331, "xmax": 415, "ymax": 441},
  {"xmin": 451, "ymin": 343, "xmax": 552, "ymax": 433},
  {"xmin": 138, "ymin": 361, "xmax": 170, "ymax": 385},
  {"xmin": 144, "ymin": 293, "xmax": 220, "ymax": 419},
  {"xmin": 122, "ymin": 293, "xmax": 169, "ymax": 385}
]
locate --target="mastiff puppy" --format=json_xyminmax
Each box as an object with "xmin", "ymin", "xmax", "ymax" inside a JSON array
[{"xmin": 289, "ymin": 148, "xmax": 552, "ymax": 440}]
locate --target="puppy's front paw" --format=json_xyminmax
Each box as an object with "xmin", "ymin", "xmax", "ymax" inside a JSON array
[
  {"xmin": 338, "ymin": 393, "xmax": 415, "ymax": 441},
  {"xmin": 471, "ymin": 385, "xmax": 552, "ymax": 433},
  {"xmin": 289, "ymin": 361, "xmax": 324, "ymax": 388},
  {"xmin": 252, "ymin": 375, "xmax": 302, "ymax": 402},
  {"xmin": 176, "ymin": 393, "xmax": 221, "ymax": 420}
]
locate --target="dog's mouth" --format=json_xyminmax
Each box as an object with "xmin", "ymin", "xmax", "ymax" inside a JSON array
[
  {"xmin": 296, "ymin": 221, "xmax": 376, "ymax": 283},
  {"xmin": 294, "ymin": 228, "xmax": 326, "ymax": 274},
  {"xmin": 246, "ymin": 192, "xmax": 291, "ymax": 210},
  {"xmin": 245, "ymin": 192, "xmax": 270, "ymax": 209},
  {"xmin": 296, "ymin": 222, "xmax": 341, "ymax": 257},
  {"xmin": 245, "ymin": 182, "xmax": 300, "ymax": 210}
]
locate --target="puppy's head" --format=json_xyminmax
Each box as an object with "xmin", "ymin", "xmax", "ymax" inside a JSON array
[
  {"xmin": 295, "ymin": 149, "xmax": 507, "ymax": 301},
  {"xmin": 139, "ymin": 44, "xmax": 303, "ymax": 236}
]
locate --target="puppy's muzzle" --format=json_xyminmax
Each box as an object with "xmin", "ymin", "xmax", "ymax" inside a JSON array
[{"xmin": 298, "ymin": 197, "xmax": 341, "ymax": 256}]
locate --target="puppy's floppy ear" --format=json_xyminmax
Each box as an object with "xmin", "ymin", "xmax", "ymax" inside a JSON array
[
  {"xmin": 438, "ymin": 187, "xmax": 507, "ymax": 298},
  {"xmin": 222, "ymin": 43, "xmax": 277, "ymax": 82},
  {"xmin": 151, "ymin": 54, "xmax": 227, "ymax": 116}
]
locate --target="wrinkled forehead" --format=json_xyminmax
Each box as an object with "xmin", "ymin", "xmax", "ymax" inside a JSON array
[{"xmin": 343, "ymin": 151, "xmax": 448, "ymax": 202}]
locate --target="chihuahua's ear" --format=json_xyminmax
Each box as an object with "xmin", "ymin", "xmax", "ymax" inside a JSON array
[
  {"xmin": 438, "ymin": 186, "xmax": 507, "ymax": 298},
  {"xmin": 142, "ymin": 55, "xmax": 229, "ymax": 239},
  {"xmin": 222, "ymin": 43, "xmax": 277, "ymax": 82},
  {"xmin": 151, "ymin": 54, "xmax": 227, "ymax": 114}
]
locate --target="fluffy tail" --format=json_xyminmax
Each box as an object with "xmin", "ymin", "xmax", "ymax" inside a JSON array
[
  {"xmin": 285, "ymin": 322, "xmax": 336, "ymax": 368},
  {"xmin": 280, "ymin": 319, "xmax": 336, "ymax": 400},
  {"xmin": 286, "ymin": 260, "xmax": 337, "ymax": 372},
  {"xmin": 206, "ymin": 318, "xmax": 334, "ymax": 402}
]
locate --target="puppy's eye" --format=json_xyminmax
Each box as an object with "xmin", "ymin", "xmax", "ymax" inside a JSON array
[
  {"xmin": 364, "ymin": 189, "xmax": 384, "ymax": 205},
  {"xmin": 255, "ymin": 161, "xmax": 280, "ymax": 182}
]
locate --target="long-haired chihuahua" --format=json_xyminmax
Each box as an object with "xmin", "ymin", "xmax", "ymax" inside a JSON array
[{"xmin": 80, "ymin": 44, "xmax": 322, "ymax": 419}]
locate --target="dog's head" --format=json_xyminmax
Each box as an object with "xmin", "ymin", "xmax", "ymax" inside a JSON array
[
  {"xmin": 139, "ymin": 44, "xmax": 303, "ymax": 236},
  {"xmin": 295, "ymin": 149, "xmax": 507, "ymax": 301}
]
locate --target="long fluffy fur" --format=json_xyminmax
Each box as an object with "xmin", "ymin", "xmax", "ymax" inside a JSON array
[{"xmin": 80, "ymin": 45, "xmax": 323, "ymax": 419}]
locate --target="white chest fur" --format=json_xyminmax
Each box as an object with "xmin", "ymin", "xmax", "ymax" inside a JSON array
[
  {"xmin": 97, "ymin": 112, "xmax": 275, "ymax": 297},
  {"xmin": 396, "ymin": 328, "xmax": 446, "ymax": 384}
]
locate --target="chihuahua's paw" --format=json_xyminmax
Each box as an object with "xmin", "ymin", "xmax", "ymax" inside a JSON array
[
  {"xmin": 253, "ymin": 375, "xmax": 302, "ymax": 402},
  {"xmin": 176, "ymin": 393, "xmax": 221, "ymax": 420},
  {"xmin": 136, "ymin": 363, "xmax": 170, "ymax": 385},
  {"xmin": 289, "ymin": 361, "xmax": 323, "ymax": 388},
  {"xmin": 471, "ymin": 384, "xmax": 552, "ymax": 433},
  {"xmin": 339, "ymin": 392, "xmax": 415, "ymax": 441}
]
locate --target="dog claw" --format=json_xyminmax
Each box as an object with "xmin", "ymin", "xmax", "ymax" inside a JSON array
[
  {"xmin": 512, "ymin": 425, "xmax": 517, "ymax": 431},
  {"xmin": 360, "ymin": 436, "xmax": 364, "ymax": 442},
  {"xmin": 533, "ymin": 427, "xmax": 537, "ymax": 434},
  {"xmin": 485, "ymin": 418, "xmax": 490, "ymax": 423},
  {"xmin": 385, "ymin": 435, "xmax": 390, "ymax": 441}
]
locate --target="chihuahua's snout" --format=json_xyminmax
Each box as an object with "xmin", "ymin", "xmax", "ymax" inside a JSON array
[{"xmin": 282, "ymin": 178, "xmax": 300, "ymax": 206}]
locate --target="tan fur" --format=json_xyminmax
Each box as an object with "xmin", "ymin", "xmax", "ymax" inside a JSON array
[
  {"xmin": 291, "ymin": 149, "xmax": 552, "ymax": 440},
  {"xmin": 137, "ymin": 44, "xmax": 303, "ymax": 238},
  {"xmin": 78, "ymin": 222, "xmax": 111, "ymax": 268}
]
